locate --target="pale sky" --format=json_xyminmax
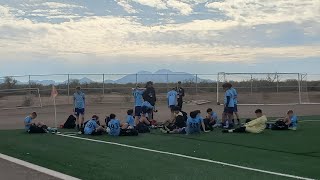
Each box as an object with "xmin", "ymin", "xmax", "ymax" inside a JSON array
[{"xmin": 0, "ymin": 0, "xmax": 319, "ymax": 76}]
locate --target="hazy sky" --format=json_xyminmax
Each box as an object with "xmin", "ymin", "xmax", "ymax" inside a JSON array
[{"xmin": 0, "ymin": 0, "xmax": 319, "ymax": 76}]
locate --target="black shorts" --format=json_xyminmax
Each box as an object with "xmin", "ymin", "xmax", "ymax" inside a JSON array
[
  {"xmin": 28, "ymin": 125, "xmax": 46, "ymax": 133},
  {"xmin": 169, "ymin": 105, "xmax": 175, "ymax": 111},
  {"xmin": 233, "ymin": 105, "xmax": 238, "ymax": 112},
  {"xmin": 91, "ymin": 130, "xmax": 103, "ymax": 136},
  {"xmin": 135, "ymin": 106, "xmax": 142, "ymax": 116},
  {"xmin": 75, "ymin": 108, "xmax": 85, "ymax": 117},
  {"xmin": 224, "ymin": 107, "xmax": 234, "ymax": 114}
]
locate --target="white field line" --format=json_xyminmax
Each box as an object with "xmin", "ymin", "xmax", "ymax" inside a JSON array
[
  {"xmin": 269, "ymin": 120, "xmax": 320, "ymax": 122},
  {"xmin": 0, "ymin": 153, "xmax": 81, "ymax": 180},
  {"xmin": 57, "ymin": 134, "xmax": 315, "ymax": 180}
]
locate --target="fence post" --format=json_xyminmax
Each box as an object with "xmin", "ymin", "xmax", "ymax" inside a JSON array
[
  {"xmin": 67, "ymin": 74, "xmax": 70, "ymax": 104},
  {"xmin": 298, "ymin": 73, "xmax": 302, "ymax": 104},
  {"xmin": 195, "ymin": 74, "xmax": 198, "ymax": 95},
  {"xmin": 102, "ymin": 74, "xmax": 105, "ymax": 96},
  {"xmin": 216, "ymin": 73, "xmax": 219, "ymax": 104},
  {"xmin": 250, "ymin": 74, "xmax": 253, "ymax": 95},
  {"xmin": 276, "ymin": 73, "xmax": 279, "ymax": 93},
  {"xmin": 166, "ymin": 74, "xmax": 169, "ymax": 92},
  {"xmin": 28, "ymin": 75, "xmax": 31, "ymax": 89},
  {"xmin": 135, "ymin": 73, "xmax": 138, "ymax": 87}
]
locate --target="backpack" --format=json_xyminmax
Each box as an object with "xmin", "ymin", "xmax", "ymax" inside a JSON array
[
  {"xmin": 136, "ymin": 123, "xmax": 150, "ymax": 133},
  {"xmin": 63, "ymin": 115, "xmax": 76, "ymax": 129}
]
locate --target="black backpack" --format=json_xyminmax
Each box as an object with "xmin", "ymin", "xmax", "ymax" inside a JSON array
[
  {"xmin": 136, "ymin": 123, "xmax": 150, "ymax": 133},
  {"xmin": 63, "ymin": 115, "xmax": 76, "ymax": 129}
]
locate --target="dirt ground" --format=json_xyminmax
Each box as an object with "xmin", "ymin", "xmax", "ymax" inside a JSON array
[{"xmin": 0, "ymin": 101, "xmax": 319, "ymax": 130}]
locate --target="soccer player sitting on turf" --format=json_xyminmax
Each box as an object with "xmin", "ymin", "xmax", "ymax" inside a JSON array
[
  {"xmin": 73, "ymin": 86, "xmax": 85, "ymax": 131},
  {"xmin": 162, "ymin": 106, "xmax": 187, "ymax": 131},
  {"xmin": 203, "ymin": 108, "xmax": 220, "ymax": 130},
  {"xmin": 83, "ymin": 115, "xmax": 105, "ymax": 135},
  {"xmin": 267, "ymin": 110, "xmax": 298, "ymax": 131},
  {"xmin": 187, "ymin": 110, "xmax": 209, "ymax": 134},
  {"xmin": 24, "ymin": 112, "xmax": 48, "ymax": 133},
  {"xmin": 222, "ymin": 83, "xmax": 235, "ymax": 129},
  {"xmin": 121, "ymin": 109, "xmax": 135, "ymax": 129},
  {"xmin": 230, "ymin": 84, "xmax": 240, "ymax": 125},
  {"xmin": 167, "ymin": 87, "xmax": 178, "ymax": 119},
  {"xmin": 107, "ymin": 114, "xmax": 139, "ymax": 136},
  {"xmin": 222, "ymin": 109, "xmax": 267, "ymax": 133},
  {"xmin": 132, "ymin": 86, "xmax": 145, "ymax": 126}
]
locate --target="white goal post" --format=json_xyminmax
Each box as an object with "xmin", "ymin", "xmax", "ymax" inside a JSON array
[
  {"xmin": 0, "ymin": 88, "xmax": 42, "ymax": 110},
  {"xmin": 216, "ymin": 72, "xmax": 307, "ymax": 106}
]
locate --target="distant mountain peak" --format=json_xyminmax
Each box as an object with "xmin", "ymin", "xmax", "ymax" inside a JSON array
[{"xmin": 154, "ymin": 69, "xmax": 173, "ymax": 74}]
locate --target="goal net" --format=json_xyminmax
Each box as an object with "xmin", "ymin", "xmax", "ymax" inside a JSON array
[
  {"xmin": 0, "ymin": 88, "xmax": 42, "ymax": 109},
  {"xmin": 217, "ymin": 72, "xmax": 302, "ymax": 105}
]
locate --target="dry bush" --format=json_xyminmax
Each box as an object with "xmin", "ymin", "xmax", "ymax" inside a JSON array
[{"xmin": 22, "ymin": 95, "xmax": 34, "ymax": 107}]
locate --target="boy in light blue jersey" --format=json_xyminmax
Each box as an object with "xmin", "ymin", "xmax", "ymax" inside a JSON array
[
  {"xmin": 287, "ymin": 110, "xmax": 298, "ymax": 130},
  {"xmin": 107, "ymin": 114, "xmax": 121, "ymax": 136},
  {"xmin": 222, "ymin": 83, "xmax": 234, "ymax": 129},
  {"xmin": 186, "ymin": 110, "xmax": 209, "ymax": 135},
  {"xmin": 24, "ymin": 112, "xmax": 48, "ymax": 133},
  {"xmin": 132, "ymin": 86, "xmax": 145, "ymax": 124},
  {"xmin": 230, "ymin": 85, "xmax": 240, "ymax": 125},
  {"xmin": 83, "ymin": 115, "xmax": 105, "ymax": 135},
  {"xmin": 167, "ymin": 88, "xmax": 178, "ymax": 119},
  {"xmin": 204, "ymin": 108, "xmax": 220, "ymax": 130},
  {"xmin": 73, "ymin": 87, "xmax": 85, "ymax": 130},
  {"xmin": 122, "ymin": 109, "xmax": 135, "ymax": 129}
]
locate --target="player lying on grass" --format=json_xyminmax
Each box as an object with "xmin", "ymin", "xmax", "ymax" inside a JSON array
[
  {"xmin": 73, "ymin": 86, "xmax": 85, "ymax": 131},
  {"xmin": 160, "ymin": 110, "xmax": 209, "ymax": 134},
  {"xmin": 161, "ymin": 106, "xmax": 187, "ymax": 131},
  {"xmin": 106, "ymin": 114, "xmax": 138, "ymax": 136},
  {"xmin": 167, "ymin": 87, "xmax": 178, "ymax": 119},
  {"xmin": 132, "ymin": 86, "xmax": 145, "ymax": 126},
  {"xmin": 24, "ymin": 112, "xmax": 48, "ymax": 133},
  {"xmin": 203, "ymin": 108, "xmax": 221, "ymax": 130},
  {"xmin": 83, "ymin": 115, "xmax": 105, "ymax": 135},
  {"xmin": 222, "ymin": 109, "xmax": 267, "ymax": 133},
  {"xmin": 266, "ymin": 110, "xmax": 298, "ymax": 130},
  {"xmin": 221, "ymin": 83, "xmax": 235, "ymax": 129}
]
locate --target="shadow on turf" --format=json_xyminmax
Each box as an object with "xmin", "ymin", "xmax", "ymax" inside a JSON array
[{"xmin": 149, "ymin": 132, "xmax": 320, "ymax": 158}]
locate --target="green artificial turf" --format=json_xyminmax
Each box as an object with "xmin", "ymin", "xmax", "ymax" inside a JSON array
[{"xmin": 0, "ymin": 116, "xmax": 319, "ymax": 180}]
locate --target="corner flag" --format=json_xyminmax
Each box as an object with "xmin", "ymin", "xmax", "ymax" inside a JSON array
[{"xmin": 51, "ymin": 85, "xmax": 58, "ymax": 98}]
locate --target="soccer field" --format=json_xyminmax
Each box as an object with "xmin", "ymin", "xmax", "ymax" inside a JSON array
[{"xmin": 0, "ymin": 116, "xmax": 319, "ymax": 180}]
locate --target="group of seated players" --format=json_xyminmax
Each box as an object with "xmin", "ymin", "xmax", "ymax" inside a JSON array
[
  {"xmin": 23, "ymin": 106, "xmax": 298, "ymax": 136},
  {"xmin": 23, "ymin": 82, "xmax": 298, "ymax": 135}
]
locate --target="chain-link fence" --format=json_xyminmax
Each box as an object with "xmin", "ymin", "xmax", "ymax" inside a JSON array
[{"xmin": 0, "ymin": 73, "xmax": 319, "ymax": 108}]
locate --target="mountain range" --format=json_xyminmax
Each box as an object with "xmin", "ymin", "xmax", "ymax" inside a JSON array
[{"xmin": 2, "ymin": 69, "xmax": 214, "ymax": 85}]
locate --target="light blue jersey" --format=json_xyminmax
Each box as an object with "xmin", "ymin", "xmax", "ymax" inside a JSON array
[
  {"xmin": 186, "ymin": 117, "xmax": 201, "ymax": 134},
  {"xmin": 133, "ymin": 89, "xmax": 144, "ymax": 107},
  {"xmin": 167, "ymin": 90, "xmax": 178, "ymax": 107},
  {"xmin": 230, "ymin": 87, "xmax": 238, "ymax": 105},
  {"xmin": 73, "ymin": 92, "xmax": 85, "ymax": 109},
  {"xmin": 224, "ymin": 89, "xmax": 234, "ymax": 107},
  {"xmin": 108, "ymin": 119, "xmax": 121, "ymax": 136},
  {"xmin": 126, "ymin": 115, "xmax": 135, "ymax": 127},
  {"xmin": 84, "ymin": 119, "xmax": 99, "ymax": 135},
  {"xmin": 142, "ymin": 101, "xmax": 153, "ymax": 109},
  {"xmin": 289, "ymin": 115, "xmax": 298, "ymax": 128},
  {"xmin": 24, "ymin": 116, "xmax": 32, "ymax": 131},
  {"xmin": 210, "ymin": 112, "xmax": 220, "ymax": 123}
]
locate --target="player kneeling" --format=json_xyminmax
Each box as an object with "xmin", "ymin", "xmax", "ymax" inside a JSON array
[
  {"xmin": 222, "ymin": 109, "xmax": 267, "ymax": 134},
  {"xmin": 83, "ymin": 115, "xmax": 105, "ymax": 135},
  {"xmin": 106, "ymin": 114, "xmax": 138, "ymax": 136}
]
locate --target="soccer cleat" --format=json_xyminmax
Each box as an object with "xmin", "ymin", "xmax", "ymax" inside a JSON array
[
  {"xmin": 160, "ymin": 128, "xmax": 168, "ymax": 134},
  {"xmin": 222, "ymin": 129, "xmax": 229, "ymax": 133}
]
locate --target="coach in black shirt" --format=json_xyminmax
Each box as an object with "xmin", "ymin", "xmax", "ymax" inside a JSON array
[{"xmin": 176, "ymin": 81, "xmax": 185, "ymax": 109}]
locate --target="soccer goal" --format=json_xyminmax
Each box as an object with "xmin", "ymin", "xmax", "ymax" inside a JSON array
[
  {"xmin": 0, "ymin": 88, "xmax": 42, "ymax": 110},
  {"xmin": 216, "ymin": 72, "xmax": 303, "ymax": 105}
]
